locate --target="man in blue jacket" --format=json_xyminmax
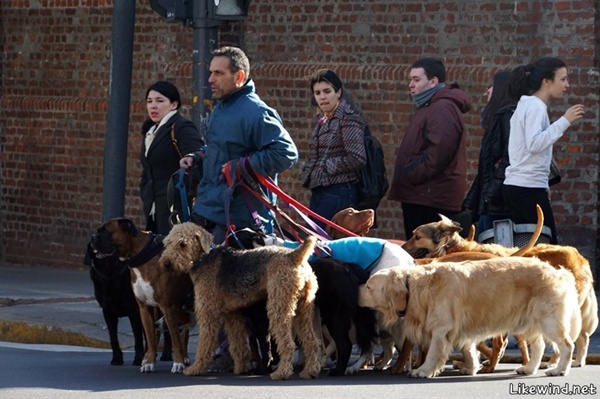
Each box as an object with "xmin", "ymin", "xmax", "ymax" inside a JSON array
[{"xmin": 181, "ymin": 46, "xmax": 298, "ymax": 245}]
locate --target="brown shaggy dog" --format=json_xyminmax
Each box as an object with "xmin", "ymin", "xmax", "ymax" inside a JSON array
[
  {"xmin": 326, "ymin": 207, "xmax": 374, "ymax": 239},
  {"xmin": 401, "ymin": 205, "xmax": 544, "ymax": 259},
  {"xmin": 159, "ymin": 222, "xmax": 322, "ymax": 380},
  {"xmin": 358, "ymin": 258, "xmax": 581, "ymax": 378}
]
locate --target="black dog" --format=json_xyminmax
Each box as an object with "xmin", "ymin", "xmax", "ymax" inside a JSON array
[
  {"xmin": 85, "ymin": 242, "xmax": 145, "ymax": 366},
  {"xmin": 310, "ymin": 257, "xmax": 378, "ymax": 376}
]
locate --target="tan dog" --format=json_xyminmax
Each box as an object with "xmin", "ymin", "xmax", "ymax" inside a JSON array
[
  {"xmin": 358, "ymin": 257, "xmax": 581, "ymax": 378},
  {"xmin": 159, "ymin": 222, "xmax": 322, "ymax": 380},
  {"xmin": 402, "ymin": 205, "xmax": 597, "ymax": 370},
  {"xmin": 90, "ymin": 218, "xmax": 193, "ymax": 373},
  {"xmin": 401, "ymin": 205, "xmax": 544, "ymax": 258},
  {"xmin": 327, "ymin": 207, "xmax": 374, "ymax": 239}
]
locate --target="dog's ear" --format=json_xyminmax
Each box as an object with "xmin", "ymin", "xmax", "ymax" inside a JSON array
[
  {"xmin": 118, "ymin": 218, "xmax": 138, "ymax": 236},
  {"xmin": 195, "ymin": 230, "xmax": 212, "ymax": 254}
]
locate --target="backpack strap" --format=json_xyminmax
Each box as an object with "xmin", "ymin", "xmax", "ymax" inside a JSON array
[{"xmin": 170, "ymin": 124, "xmax": 183, "ymax": 158}]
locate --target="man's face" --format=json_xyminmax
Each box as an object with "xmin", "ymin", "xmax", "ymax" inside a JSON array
[
  {"xmin": 408, "ymin": 67, "xmax": 438, "ymax": 96},
  {"xmin": 208, "ymin": 56, "xmax": 243, "ymax": 100}
]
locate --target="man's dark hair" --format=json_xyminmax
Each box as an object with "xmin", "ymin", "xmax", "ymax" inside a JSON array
[
  {"xmin": 212, "ymin": 46, "xmax": 250, "ymax": 82},
  {"xmin": 411, "ymin": 57, "xmax": 446, "ymax": 83}
]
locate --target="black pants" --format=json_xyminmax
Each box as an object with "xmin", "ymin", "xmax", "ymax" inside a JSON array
[
  {"xmin": 502, "ymin": 184, "xmax": 558, "ymax": 244},
  {"xmin": 401, "ymin": 203, "xmax": 467, "ymax": 240}
]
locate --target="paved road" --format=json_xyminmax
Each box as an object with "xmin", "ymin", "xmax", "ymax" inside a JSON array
[{"xmin": 1, "ymin": 342, "xmax": 599, "ymax": 399}]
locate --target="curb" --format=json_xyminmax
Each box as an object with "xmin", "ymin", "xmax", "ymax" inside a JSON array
[{"xmin": 0, "ymin": 320, "xmax": 110, "ymax": 349}]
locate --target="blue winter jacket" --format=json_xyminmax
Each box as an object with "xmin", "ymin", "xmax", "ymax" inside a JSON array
[{"xmin": 193, "ymin": 79, "xmax": 298, "ymax": 231}]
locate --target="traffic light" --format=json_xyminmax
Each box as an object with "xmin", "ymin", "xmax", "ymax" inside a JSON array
[
  {"xmin": 149, "ymin": 0, "xmax": 193, "ymax": 24},
  {"xmin": 207, "ymin": 0, "xmax": 250, "ymax": 20}
]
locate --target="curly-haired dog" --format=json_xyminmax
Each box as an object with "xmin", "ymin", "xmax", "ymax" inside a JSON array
[
  {"xmin": 159, "ymin": 222, "xmax": 322, "ymax": 380},
  {"xmin": 90, "ymin": 218, "xmax": 193, "ymax": 373},
  {"xmin": 358, "ymin": 257, "xmax": 581, "ymax": 378},
  {"xmin": 401, "ymin": 204, "xmax": 544, "ymax": 259},
  {"xmin": 84, "ymin": 241, "xmax": 145, "ymax": 366}
]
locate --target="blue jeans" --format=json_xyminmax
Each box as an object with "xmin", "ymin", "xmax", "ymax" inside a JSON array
[{"xmin": 309, "ymin": 182, "xmax": 357, "ymax": 230}]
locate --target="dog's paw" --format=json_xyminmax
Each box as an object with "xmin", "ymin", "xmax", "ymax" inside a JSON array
[
  {"xmin": 111, "ymin": 356, "xmax": 124, "ymax": 366},
  {"xmin": 140, "ymin": 362, "xmax": 155, "ymax": 373},
  {"xmin": 572, "ymin": 360, "xmax": 584, "ymax": 368},
  {"xmin": 545, "ymin": 367, "xmax": 568, "ymax": 377},
  {"xmin": 409, "ymin": 368, "xmax": 435, "ymax": 378},
  {"xmin": 515, "ymin": 365, "xmax": 535, "ymax": 375},
  {"xmin": 458, "ymin": 366, "xmax": 477, "ymax": 375},
  {"xmin": 171, "ymin": 362, "xmax": 186, "ymax": 374}
]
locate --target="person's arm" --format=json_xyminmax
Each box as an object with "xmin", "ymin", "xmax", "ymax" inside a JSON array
[
  {"xmin": 523, "ymin": 103, "xmax": 569, "ymax": 154},
  {"xmin": 246, "ymin": 110, "xmax": 298, "ymax": 176},
  {"xmin": 404, "ymin": 101, "xmax": 463, "ymax": 185}
]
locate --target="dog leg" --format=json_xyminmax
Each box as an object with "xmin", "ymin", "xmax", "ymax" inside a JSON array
[
  {"xmin": 138, "ymin": 304, "xmax": 158, "ymax": 373},
  {"xmin": 572, "ymin": 332, "xmax": 590, "ymax": 368},
  {"xmin": 545, "ymin": 335, "xmax": 575, "ymax": 376},
  {"xmin": 128, "ymin": 314, "xmax": 145, "ymax": 366},
  {"xmin": 102, "ymin": 308, "xmax": 124, "ymax": 365},
  {"xmin": 514, "ymin": 334, "xmax": 529, "ymax": 365},
  {"xmin": 162, "ymin": 307, "xmax": 189, "ymax": 374},
  {"xmin": 458, "ymin": 342, "xmax": 479, "ymax": 375},
  {"xmin": 480, "ymin": 335, "xmax": 508, "ymax": 373},
  {"xmin": 294, "ymin": 299, "xmax": 322, "ymax": 379},
  {"xmin": 409, "ymin": 330, "xmax": 450, "ymax": 378},
  {"xmin": 184, "ymin": 308, "xmax": 221, "ymax": 376},
  {"xmin": 515, "ymin": 335, "xmax": 544, "ymax": 375},
  {"xmin": 389, "ymin": 339, "xmax": 412, "ymax": 375},
  {"xmin": 223, "ymin": 312, "xmax": 252, "ymax": 375}
]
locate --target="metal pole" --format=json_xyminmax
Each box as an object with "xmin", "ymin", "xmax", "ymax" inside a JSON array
[
  {"xmin": 192, "ymin": 0, "xmax": 219, "ymax": 140},
  {"xmin": 102, "ymin": 2, "xmax": 136, "ymax": 221}
]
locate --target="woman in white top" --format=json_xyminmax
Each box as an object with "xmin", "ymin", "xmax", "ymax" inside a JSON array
[{"xmin": 502, "ymin": 57, "xmax": 585, "ymax": 244}]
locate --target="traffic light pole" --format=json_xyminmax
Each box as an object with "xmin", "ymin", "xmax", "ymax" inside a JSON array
[{"xmin": 192, "ymin": 0, "xmax": 219, "ymax": 141}]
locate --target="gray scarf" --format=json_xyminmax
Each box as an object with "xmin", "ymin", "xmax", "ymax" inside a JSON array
[{"xmin": 412, "ymin": 82, "xmax": 446, "ymax": 108}]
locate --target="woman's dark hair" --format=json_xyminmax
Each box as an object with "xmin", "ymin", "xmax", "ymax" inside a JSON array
[
  {"xmin": 145, "ymin": 80, "xmax": 182, "ymax": 110},
  {"xmin": 508, "ymin": 57, "xmax": 567, "ymax": 97},
  {"xmin": 310, "ymin": 69, "xmax": 344, "ymax": 93},
  {"xmin": 480, "ymin": 70, "xmax": 511, "ymax": 130}
]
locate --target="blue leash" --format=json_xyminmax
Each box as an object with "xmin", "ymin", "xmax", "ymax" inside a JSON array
[{"xmin": 175, "ymin": 168, "xmax": 191, "ymax": 222}]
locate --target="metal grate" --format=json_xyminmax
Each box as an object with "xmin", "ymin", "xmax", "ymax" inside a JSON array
[{"xmin": 477, "ymin": 219, "xmax": 552, "ymax": 247}]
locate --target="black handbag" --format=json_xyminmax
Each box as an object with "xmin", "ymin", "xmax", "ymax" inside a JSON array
[{"xmin": 548, "ymin": 159, "xmax": 561, "ymax": 186}]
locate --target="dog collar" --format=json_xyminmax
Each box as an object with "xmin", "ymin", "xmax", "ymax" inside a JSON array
[
  {"xmin": 125, "ymin": 234, "xmax": 165, "ymax": 269},
  {"xmin": 445, "ymin": 243, "xmax": 460, "ymax": 255}
]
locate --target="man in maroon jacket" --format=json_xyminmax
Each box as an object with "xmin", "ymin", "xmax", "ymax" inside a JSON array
[{"xmin": 388, "ymin": 58, "xmax": 472, "ymax": 240}]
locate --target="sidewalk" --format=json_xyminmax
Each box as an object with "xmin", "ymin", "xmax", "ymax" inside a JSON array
[{"xmin": 0, "ymin": 262, "xmax": 598, "ymax": 364}]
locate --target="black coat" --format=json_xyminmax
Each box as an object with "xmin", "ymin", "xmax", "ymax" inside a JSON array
[
  {"xmin": 463, "ymin": 105, "xmax": 515, "ymax": 220},
  {"xmin": 139, "ymin": 112, "xmax": 203, "ymax": 234}
]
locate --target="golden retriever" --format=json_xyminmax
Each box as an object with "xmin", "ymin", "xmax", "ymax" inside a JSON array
[{"xmin": 358, "ymin": 257, "xmax": 581, "ymax": 378}]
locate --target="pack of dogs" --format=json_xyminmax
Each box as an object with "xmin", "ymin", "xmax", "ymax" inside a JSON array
[{"xmin": 85, "ymin": 206, "xmax": 597, "ymax": 380}]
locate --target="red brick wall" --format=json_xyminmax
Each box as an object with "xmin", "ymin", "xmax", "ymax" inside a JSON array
[{"xmin": 1, "ymin": 0, "xmax": 598, "ymax": 271}]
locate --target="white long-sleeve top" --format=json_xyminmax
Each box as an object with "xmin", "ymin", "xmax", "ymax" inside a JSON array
[{"xmin": 504, "ymin": 95, "xmax": 571, "ymax": 188}]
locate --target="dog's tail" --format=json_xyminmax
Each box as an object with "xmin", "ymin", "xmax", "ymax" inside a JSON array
[
  {"xmin": 287, "ymin": 236, "xmax": 317, "ymax": 265},
  {"xmin": 511, "ymin": 204, "xmax": 544, "ymax": 256}
]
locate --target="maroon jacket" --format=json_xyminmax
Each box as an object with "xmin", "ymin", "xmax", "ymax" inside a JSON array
[{"xmin": 388, "ymin": 85, "xmax": 471, "ymax": 212}]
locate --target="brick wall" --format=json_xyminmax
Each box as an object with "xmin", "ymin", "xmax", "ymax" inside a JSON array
[{"xmin": 1, "ymin": 0, "xmax": 598, "ymax": 272}]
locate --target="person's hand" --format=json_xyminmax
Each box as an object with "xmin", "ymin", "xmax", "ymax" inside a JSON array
[
  {"xmin": 180, "ymin": 153, "xmax": 200, "ymax": 169},
  {"xmin": 564, "ymin": 104, "xmax": 585, "ymax": 124}
]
